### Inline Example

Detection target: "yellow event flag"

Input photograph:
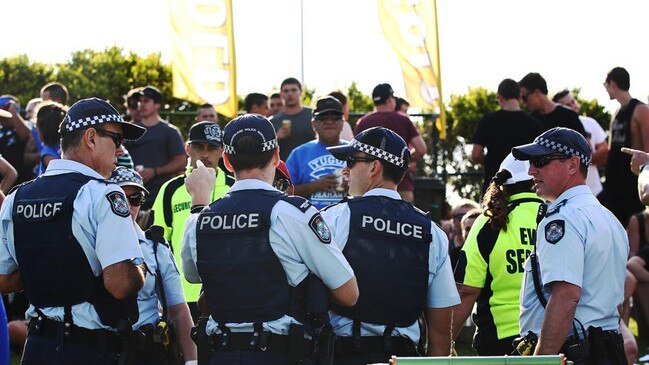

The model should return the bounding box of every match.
[377,0,446,138]
[168,0,237,118]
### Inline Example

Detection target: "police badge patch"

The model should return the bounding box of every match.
[308,214,331,244]
[545,219,565,244]
[106,191,131,218]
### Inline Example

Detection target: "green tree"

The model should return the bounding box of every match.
[572,88,611,130]
[0,55,54,105]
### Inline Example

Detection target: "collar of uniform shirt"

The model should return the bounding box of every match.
[363,187,401,199]
[547,185,591,209]
[229,179,276,192]
[42,159,105,180]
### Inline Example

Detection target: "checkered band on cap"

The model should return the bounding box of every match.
[64,113,124,132]
[109,167,144,186]
[535,136,591,166]
[350,139,406,168]
[223,138,277,155]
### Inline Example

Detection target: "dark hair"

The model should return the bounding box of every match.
[497,78,520,100]
[198,103,214,110]
[606,67,630,91]
[483,176,534,231]
[518,72,548,95]
[36,102,66,147]
[61,127,89,152]
[551,89,570,103]
[40,82,69,104]
[280,78,302,91]
[244,93,269,113]
[328,91,348,106]
[226,136,275,171]
[270,92,281,99]
[394,97,410,111]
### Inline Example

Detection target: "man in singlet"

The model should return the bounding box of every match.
[599,67,649,227]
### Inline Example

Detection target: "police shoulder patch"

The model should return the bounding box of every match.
[308,213,331,244]
[544,219,565,244]
[106,191,130,218]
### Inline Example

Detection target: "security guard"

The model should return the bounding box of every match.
[180,114,359,365]
[0,98,147,364]
[110,167,197,365]
[323,127,459,365]
[151,121,232,321]
[513,127,628,364]
[452,153,543,355]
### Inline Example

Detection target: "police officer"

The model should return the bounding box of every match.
[181,114,358,365]
[323,127,460,364]
[0,97,147,364]
[110,167,197,365]
[513,127,628,364]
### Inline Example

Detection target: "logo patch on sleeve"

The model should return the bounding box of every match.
[544,219,565,244]
[308,213,331,244]
[106,191,130,218]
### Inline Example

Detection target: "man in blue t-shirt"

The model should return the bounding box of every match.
[286,96,348,209]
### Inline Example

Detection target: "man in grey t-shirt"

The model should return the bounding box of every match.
[270,77,314,160]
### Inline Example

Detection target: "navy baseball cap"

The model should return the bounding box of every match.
[109,166,149,193]
[512,127,592,166]
[223,114,278,155]
[372,83,394,103]
[188,121,223,146]
[60,97,146,140]
[138,85,162,104]
[327,127,410,171]
[313,96,343,117]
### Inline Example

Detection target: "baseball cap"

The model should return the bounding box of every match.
[275,160,292,183]
[109,166,149,193]
[313,96,343,117]
[188,121,223,146]
[372,83,394,103]
[512,127,592,166]
[327,126,410,171]
[60,97,146,140]
[494,153,532,185]
[138,85,162,104]
[223,114,278,155]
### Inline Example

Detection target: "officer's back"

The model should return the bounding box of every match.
[181,114,358,365]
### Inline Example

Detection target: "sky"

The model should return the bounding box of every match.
[3,0,649,114]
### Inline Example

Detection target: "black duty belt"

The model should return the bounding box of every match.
[335,336,418,356]
[210,332,309,352]
[28,317,118,348]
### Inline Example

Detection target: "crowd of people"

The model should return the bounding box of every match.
[0,68,643,365]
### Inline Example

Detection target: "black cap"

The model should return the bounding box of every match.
[60,97,146,140]
[372,83,394,103]
[313,96,343,117]
[138,85,162,104]
[223,114,278,155]
[188,121,223,146]
[327,127,410,171]
[512,127,592,166]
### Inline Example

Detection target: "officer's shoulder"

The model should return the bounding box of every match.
[278,194,314,213]
[320,196,352,213]
[146,225,170,248]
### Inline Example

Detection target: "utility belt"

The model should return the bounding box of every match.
[28,316,119,349]
[334,336,418,356]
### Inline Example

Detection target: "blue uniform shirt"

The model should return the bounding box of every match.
[519,185,628,337]
[321,188,460,343]
[0,159,143,330]
[133,224,185,330]
[181,178,354,335]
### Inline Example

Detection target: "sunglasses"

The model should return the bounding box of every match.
[529,154,570,168]
[315,115,342,122]
[273,178,292,191]
[94,128,124,148]
[345,156,376,168]
[127,192,146,207]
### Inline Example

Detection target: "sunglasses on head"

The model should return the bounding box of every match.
[94,128,124,148]
[529,154,570,168]
[273,178,292,191]
[127,192,146,207]
[345,155,377,168]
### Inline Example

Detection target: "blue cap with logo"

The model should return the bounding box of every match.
[109,166,149,193]
[188,121,223,146]
[223,114,278,155]
[512,127,592,166]
[327,126,410,171]
[60,97,146,140]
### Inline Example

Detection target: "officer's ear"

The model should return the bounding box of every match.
[83,128,98,149]
[222,154,234,173]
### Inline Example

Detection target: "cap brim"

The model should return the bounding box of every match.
[326,144,357,160]
[122,123,146,140]
[511,142,555,160]
[313,109,343,117]
[188,139,223,147]
[118,182,149,194]
[0,109,11,119]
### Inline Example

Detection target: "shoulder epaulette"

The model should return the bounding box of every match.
[545,199,567,217]
[145,225,169,248]
[280,195,312,213]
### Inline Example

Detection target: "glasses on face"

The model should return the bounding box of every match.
[529,154,570,168]
[94,128,124,148]
[127,192,146,207]
[315,115,342,122]
[273,178,292,191]
[345,155,377,168]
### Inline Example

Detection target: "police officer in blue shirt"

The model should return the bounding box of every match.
[323,127,460,365]
[109,167,197,365]
[513,127,627,364]
[181,114,359,365]
[0,97,147,364]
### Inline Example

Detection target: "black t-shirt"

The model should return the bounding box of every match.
[532,105,587,136]
[472,110,545,191]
